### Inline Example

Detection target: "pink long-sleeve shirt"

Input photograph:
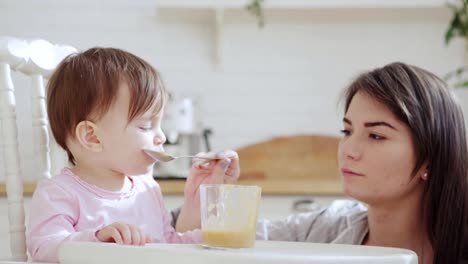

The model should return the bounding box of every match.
[27,168,201,263]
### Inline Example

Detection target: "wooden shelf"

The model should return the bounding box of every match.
[4,0,452,10]
[0,179,343,196]
[156,0,451,9]
[155,0,451,69]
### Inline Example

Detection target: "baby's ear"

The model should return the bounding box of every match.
[75,121,103,152]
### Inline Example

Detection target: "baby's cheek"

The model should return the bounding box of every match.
[139,134,156,146]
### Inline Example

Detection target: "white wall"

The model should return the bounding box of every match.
[0,0,466,182]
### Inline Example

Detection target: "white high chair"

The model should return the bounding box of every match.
[0,36,76,263]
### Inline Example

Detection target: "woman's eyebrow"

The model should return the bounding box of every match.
[343,117,397,131]
[364,121,397,131]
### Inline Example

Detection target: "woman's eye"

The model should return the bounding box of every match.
[369,133,385,140]
[340,129,351,136]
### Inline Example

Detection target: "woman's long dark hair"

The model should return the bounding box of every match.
[343,62,468,263]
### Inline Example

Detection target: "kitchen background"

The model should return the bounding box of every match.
[0,0,467,256]
[1,0,467,182]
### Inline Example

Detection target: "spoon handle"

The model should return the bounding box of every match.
[176,156,216,160]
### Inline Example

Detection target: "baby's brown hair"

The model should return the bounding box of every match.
[47,47,167,165]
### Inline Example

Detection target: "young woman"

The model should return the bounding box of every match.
[175,62,468,264]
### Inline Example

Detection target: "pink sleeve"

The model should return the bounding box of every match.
[162,204,202,243]
[27,179,99,263]
[150,180,202,244]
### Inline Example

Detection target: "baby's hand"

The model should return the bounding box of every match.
[175,150,240,232]
[96,222,151,246]
[185,150,240,198]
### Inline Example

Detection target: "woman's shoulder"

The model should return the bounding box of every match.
[285,199,366,226]
[298,199,367,232]
[257,199,368,243]
[324,199,368,222]
[297,199,367,243]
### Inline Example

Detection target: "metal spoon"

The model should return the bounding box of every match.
[143,149,217,162]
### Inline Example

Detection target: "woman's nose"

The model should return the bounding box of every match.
[340,137,362,161]
[346,149,361,161]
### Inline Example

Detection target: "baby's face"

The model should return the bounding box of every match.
[95,81,166,176]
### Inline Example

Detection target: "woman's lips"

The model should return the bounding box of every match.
[341,168,364,177]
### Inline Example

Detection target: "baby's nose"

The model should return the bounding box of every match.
[154,134,166,145]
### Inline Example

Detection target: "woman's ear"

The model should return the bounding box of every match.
[421,163,429,181]
[422,171,428,181]
[75,121,103,152]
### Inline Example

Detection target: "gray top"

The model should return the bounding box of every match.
[170,199,369,245]
[256,200,369,244]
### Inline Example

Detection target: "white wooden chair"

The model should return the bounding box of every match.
[0,36,76,262]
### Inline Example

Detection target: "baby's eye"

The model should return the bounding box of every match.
[139,127,152,131]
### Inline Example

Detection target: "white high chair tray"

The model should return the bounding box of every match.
[59,240,417,264]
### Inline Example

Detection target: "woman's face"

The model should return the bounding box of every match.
[338,91,426,205]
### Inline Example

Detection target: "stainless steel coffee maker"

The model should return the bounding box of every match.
[153,96,211,179]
